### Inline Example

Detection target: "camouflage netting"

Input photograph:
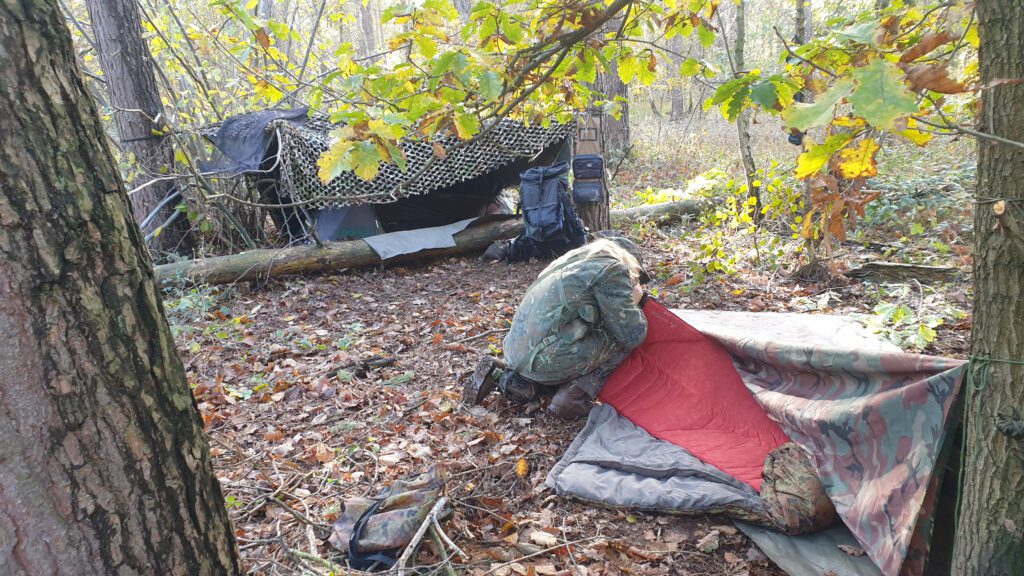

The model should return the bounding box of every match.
[274,115,574,209]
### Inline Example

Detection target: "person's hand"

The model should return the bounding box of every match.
[632,282,643,305]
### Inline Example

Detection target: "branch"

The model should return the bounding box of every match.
[919,95,1024,150]
[773,27,837,78]
[396,496,449,576]
[297,0,329,83]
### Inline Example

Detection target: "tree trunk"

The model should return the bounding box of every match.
[733,0,760,218]
[85,0,191,256]
[357,1,378,59]
[0,3,240,575]
[257,0,274,19]
[453,0,473,21]
[953,1,1024,573]
[597,63,630,157]
[155,201,706,285]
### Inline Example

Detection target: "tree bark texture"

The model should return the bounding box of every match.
[0,3,240,575]
[154,201,706,286]
[85,0,190,254]
[357,1,378,58]
[953,1,1024,574]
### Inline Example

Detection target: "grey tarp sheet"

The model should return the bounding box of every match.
[737,522,882,576]
[362,218,477,260]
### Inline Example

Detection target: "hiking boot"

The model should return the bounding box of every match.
[463,356,503,405]
[548,384,594,420]
[497,371,537,404]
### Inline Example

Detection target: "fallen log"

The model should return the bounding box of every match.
[844,261,960,283]
[154,201,705,285]
[610,199,708,227]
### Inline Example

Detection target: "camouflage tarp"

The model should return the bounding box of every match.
[548,305,964,576]
[664,309,965,576]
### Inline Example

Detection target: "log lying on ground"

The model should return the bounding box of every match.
[610,199,708,227]
[154,200,705,286]
[844,261,960,283]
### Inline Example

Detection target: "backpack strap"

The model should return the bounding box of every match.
[510,262,611,374]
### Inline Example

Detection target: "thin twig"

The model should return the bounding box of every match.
[454,328,509,344]
[773,27,837,78]
[478,536,602,575]
[431,517,469,561]
[396,496,449,575]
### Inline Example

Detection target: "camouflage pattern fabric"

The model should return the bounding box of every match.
[680,310,965,576]
[503,241,646,384]
[329,464,447,555]
[759,442,839,535]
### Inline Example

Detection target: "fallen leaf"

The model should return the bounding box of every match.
[696,530,720,553]
[516,458,530,478]
[529,530,560,548]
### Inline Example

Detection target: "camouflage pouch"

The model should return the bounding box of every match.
[759,442,839,535]
[329,464,448,570]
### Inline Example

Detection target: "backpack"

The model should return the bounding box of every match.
[510,162,586,261]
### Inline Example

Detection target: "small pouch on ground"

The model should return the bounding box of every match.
[329,464,448,570]
[572,178,604,203]
[759,442,838,535]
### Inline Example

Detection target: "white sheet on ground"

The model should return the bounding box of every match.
[363,217,477,260]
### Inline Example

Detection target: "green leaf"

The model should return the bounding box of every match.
[795,133,854,179]
[415,35,438,58]
[696,23,715,48]
[617,54,638,84]
[781,76,854,131]
[707,77,748,108]
[349,141,383,180]
[636,54,657,85]
[679,58,702,78]
[317,138,356,183]
[478,70,503,101]
[499,13,524,43]
[723,85,750,121]
[576,51,597,83]
[453,112,480,140]
[748,81,779,110]
[848,60,920,131]
[836,22,880,45]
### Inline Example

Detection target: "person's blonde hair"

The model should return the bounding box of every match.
[543,238,644,284]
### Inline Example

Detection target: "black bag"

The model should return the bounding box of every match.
[572,154,605,180]
[520,162,572,243]
[572,178,604,203]
[509,163,586,261]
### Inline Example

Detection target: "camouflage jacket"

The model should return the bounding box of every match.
[503,248,647,383]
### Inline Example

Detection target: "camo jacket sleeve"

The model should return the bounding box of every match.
[591,261,647,350]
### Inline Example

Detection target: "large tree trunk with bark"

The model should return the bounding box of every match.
[0,3,240,574]
[953,1,1024,573]
[85,0,190,255]
[597,65,630,158]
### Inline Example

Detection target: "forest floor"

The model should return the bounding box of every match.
[168,120,976,575]
[168,221,972,576]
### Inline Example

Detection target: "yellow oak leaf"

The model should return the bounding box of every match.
[836,138,880,179]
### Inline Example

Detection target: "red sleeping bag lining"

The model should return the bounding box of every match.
[597,300,790,491]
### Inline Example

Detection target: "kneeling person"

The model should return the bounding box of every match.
[501,237,648,419]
